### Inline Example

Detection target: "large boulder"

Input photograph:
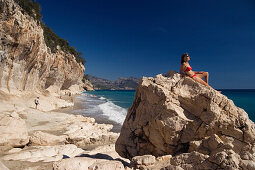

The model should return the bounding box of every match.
[0,111,29,150]
[115,71,255,169]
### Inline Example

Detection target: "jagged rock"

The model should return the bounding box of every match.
[131,155,156,167]
[0,50,7,62]
[64,120,119,146]
[240,160,255,170]
[83,79,94,91]
[2,144,84,162]
[29,131,67,146]
[0,0,85,94]
[0,111,29,149]
[116,71,255,169]
[131,154,184,170]
[170,152,216,170]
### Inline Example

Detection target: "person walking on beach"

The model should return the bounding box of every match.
[34,97,39,109]
[179,53,211,88]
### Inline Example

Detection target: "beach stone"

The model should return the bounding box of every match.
[131,155,156,166]
[29,131,67,146]
[116,71,255,169]
[2,144,84,162]
[156,155,172,162]
[0,111,29,149]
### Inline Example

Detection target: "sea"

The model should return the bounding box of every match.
[70,89,255,132]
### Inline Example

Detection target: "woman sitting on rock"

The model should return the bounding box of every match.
[180,53,211,88]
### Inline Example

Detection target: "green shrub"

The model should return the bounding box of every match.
[14,0,86,64]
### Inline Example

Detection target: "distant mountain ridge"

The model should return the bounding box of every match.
[85,75,140,90]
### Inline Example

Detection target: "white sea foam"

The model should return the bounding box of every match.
[99,97,106,100]
[98,101,127,124]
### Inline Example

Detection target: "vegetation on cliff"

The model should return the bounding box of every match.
[14,0,86,65]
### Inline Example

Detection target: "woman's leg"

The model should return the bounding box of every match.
[196,72,209,84]
[192,76,211,88]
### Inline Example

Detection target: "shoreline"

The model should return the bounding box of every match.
[0,90,130,169]
[54,93,123,133]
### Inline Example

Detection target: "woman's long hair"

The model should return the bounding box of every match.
[181,53,189,64]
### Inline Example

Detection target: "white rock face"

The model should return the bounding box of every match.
[53,144,128,170]
[116,71,255,169]
[0,0,85,94]
[2,144,84,162]
[0,111,29,149]
[29,131,67,146]
[64,118,119,146]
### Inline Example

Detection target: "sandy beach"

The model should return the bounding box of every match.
[0,90,130,170]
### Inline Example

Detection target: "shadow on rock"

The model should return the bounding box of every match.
[79,153,114,160]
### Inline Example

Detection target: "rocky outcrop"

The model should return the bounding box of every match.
[0,111,29,150]
[116,71,255,169]
[83,79,94,91]
[0,0,85,94]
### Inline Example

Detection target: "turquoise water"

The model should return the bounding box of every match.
[84,89,255,123]
[221,89,255,121]
[85,90,135,109]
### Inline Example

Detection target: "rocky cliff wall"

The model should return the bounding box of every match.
[0,0,85,94]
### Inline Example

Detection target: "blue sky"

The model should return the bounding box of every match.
[37,0,255,89]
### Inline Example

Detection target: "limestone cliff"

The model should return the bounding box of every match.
[0,0,85,94]
[116,71,255,169]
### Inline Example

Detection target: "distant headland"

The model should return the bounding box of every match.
[85,74,140,90]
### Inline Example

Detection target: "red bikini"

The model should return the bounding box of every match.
[184,66,192,72]
[184,66,197,78]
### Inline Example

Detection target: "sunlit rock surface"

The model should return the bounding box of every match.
[116,71,255,169]
[0,0,85,94]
